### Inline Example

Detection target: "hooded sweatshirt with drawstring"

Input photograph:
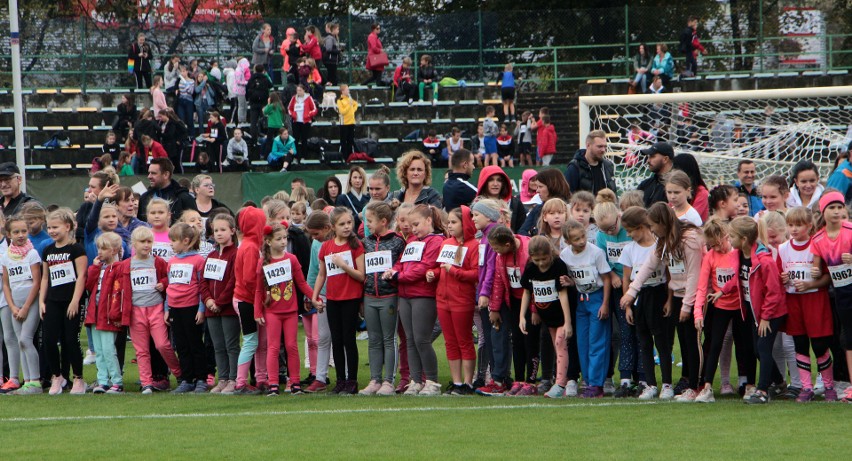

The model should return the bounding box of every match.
[234,206,266,303]
[476,165,527,233]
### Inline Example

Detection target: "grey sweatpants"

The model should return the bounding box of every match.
[365,295,398,383]
[0,306,21,381]
[316,309,332,382]
[12,302,40,381]
[399,297,438,383]
[206,315,241,381]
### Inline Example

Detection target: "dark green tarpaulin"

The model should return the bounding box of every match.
[23,167,546,211]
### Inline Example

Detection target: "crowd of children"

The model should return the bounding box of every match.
[0,154,850,405]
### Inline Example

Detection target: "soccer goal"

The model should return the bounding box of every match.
[578,86,852,191]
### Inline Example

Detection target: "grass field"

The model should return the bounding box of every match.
[1,332,849,460]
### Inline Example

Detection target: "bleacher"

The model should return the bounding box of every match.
[0,83,521,176]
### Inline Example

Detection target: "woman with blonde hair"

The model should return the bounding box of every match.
[392,150,442,208]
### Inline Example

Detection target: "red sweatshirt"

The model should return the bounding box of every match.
[288,95,318,124]
[694,248,739,321]
[144,141,168,164]
[166,253,209,309]
[84,262,122,333]
[202,244,238,317]
[254,253,314,318]
[536,124,557,157]
[393,233,443,299]
[300,36,322,61]
[489,235,531,311]
[434,206,480,312]
[234,206,266,303]
[721,243,787,323]
[109,256,169,326]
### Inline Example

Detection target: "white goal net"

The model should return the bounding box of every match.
[579,87,852,192]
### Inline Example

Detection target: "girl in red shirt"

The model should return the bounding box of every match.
[312,208,365,395]
[427,206,479,395]
[202,214,239,394]
[255,221,315,396]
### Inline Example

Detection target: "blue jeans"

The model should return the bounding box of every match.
[177,98,195,136]
[576,289,612,387]
[489,303,512,383]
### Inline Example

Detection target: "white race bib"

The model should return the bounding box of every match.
[478,244,486,267]
[365,250,392,275]
[168,263,193,285]
[436,245,468,266]
[7,263,32,283]
[507,267,522,289]
[828,264,852,288]
[715,267,735,287]
[400,241,426,263]
[785,262,815,293]
[668,257,686,275]
[606,241,628,265]
[263,259,292,285]
[532,280,558,303]
[49,261,76,286]
[645,269,665,286]
[131,268,157,291]
[152,242,174,261]
[204,259,227,281]
[569,265,596,288]
[325,251,353,277]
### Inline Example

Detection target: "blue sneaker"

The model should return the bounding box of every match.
[194,380,209,393]
[172,381,195,394]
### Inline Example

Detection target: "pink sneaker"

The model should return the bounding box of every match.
[376,382,395,396]
[506,381,524,396]
[515,383,538,396]
[720,383,735,396]
[70,378,87,395]
[359,380,382,395]
[49,376,63,395]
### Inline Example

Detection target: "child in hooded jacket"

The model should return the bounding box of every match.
[84,232,124,393]
[233,206,268,393]
[428,206,480,395]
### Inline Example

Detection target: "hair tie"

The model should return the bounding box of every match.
[263,225,273,236]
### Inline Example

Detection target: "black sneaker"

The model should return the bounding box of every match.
[329,380,347,395]
[300,374,316,387]
[267,385,280,396]
[290,383,304,395]
[92,384,109,394]
[472,377,486,389]
[745,390,769,404]
[673,377,690,396]
[613,383,632,398]
[448,384,464,396]
[342,380,358,395]
[782,386,802,400]
[767,383,785,400]
[632,382,647,398]
[444,382,456,395]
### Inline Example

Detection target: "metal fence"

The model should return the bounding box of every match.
[1,6,850,90]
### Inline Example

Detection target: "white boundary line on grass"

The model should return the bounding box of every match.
[0,401,659,423]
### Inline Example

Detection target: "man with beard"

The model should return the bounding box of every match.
[637,142,674,207]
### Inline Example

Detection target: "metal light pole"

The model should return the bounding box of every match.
[9,0,26,191]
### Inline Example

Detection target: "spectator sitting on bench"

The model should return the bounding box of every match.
[418,54,439,105]
[422,129,442,167]
[269,127,296,173]
[393,57,416,104]
[225,128,249,171]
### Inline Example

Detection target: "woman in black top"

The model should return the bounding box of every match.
[202,111,228,171]
[318,176,343,206]
[112,94,138,140]
[158,108,187,167]
[128,32,153,89]
[336,166,370,231]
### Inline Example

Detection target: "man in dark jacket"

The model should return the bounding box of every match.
[442,149,478,212]
[0,162,37,217]
[637,142,674,207]
[679,16,703,77]
[246,65,273,145]
[138,158,197,223]
[564,130,617,196]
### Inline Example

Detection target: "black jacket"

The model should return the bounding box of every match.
[362,231,407,298]
[1,192,36,218]
[679,27,695,55]
[246,72,273,106]
[128,42,153,73]
[392,187,443,209]
[637,173,668,208]
[442,172,478,212]
[564,149,617,196]
[336,192,370,230]
[138,179,197,224]
[419,65,439,82]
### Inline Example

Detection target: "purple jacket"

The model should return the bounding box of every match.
[477,222,499,298]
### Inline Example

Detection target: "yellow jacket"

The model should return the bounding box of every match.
[337,95,359,125]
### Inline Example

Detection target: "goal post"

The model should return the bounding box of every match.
[578,86,852,190]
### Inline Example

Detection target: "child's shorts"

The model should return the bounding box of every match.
[501,87,516,101]
[484,136,497,154]
[784,290,833,338]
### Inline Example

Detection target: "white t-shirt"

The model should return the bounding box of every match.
[618,240,666,286]
[677,206,703,227]
[586,224,599,246]
[0,249,42,306]
[778,239,817,294]
[559,244,611,293]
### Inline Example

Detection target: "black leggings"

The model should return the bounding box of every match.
[634,284,671,387]
[326,298,361,382]
[43,299,83,378]
[362,70,383,86]
[169,307,206,382]
[237,301,258,335]
[292,122,312,160]
[672,297,702,388]
[508,297,540,383]
[566,287,581,381]
[339,124,355,157]
[702,305,756,386]
[752,316,785,392]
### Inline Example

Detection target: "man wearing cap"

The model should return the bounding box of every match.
[637,142,674,207]
[0,162,37,217]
